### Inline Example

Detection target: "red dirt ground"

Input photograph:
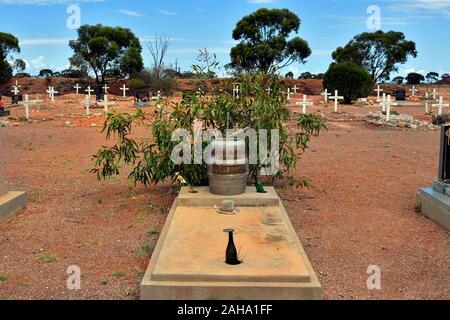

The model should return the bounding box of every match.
[0,93,449,300]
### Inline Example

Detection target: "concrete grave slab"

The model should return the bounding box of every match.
[417,188,450,231]
[141,187,322,300]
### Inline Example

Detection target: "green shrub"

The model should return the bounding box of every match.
[323,62,373,104]
[92,74,326,187]
[127,78,146,90]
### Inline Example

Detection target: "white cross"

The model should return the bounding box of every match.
[292,85,299,94]
[85,86,94,99]
[84,95,91,116]
[379,93,387,112]
[287,88,292,101]
[18,94,30,121]
[321,89,331,103]
[11,86,20,96]
[409,86,418,97]
[431,88,437,101]
[98,94,115,115]
[33,95,41,112]
[266,87,272,95]
[121,84,129,97]
[375,85,383,102]
[14,80,21,88]
[46,86,58,102]
[296,94,314,114]
[103,84,110,94]
[74,84,81,95]
[233,85,240,99]
[433,96,449,116]
[329,90,344,113]
[385,95,398,122]
[425,92,430,114]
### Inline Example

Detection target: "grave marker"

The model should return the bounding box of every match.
[14,80,21,88]
[417,124,450,230]
[321,89,331,103]
[296,94,313,114]
[330,90,344,113]
[385,95,398,122]
[18,94,30,121]
[292,85,299,94]
[375,85,383,102]
[98,94,115,116]
[121,84,129,97]
[74,84,81,95]
[11,85,20,96]
[46,86,58,102]
[33,95,41,113]
[232,85,240,99]
[85,86,94,100]
[379,93,387,112]
[433,96,449,116]
[103,84,110,94]
[266,87,272,95]
[409,86,418,97]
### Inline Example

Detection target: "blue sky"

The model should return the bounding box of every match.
[0,0,449,78]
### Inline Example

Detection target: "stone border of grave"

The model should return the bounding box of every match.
[366,112,436,130]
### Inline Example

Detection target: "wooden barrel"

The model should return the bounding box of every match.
[207,138,248,195]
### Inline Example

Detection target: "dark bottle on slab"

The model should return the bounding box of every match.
[224,228,240,265]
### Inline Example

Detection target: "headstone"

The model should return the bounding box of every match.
[417,124,450,230]
[329,90,344,113]
[296,94,313,114]
[121,84,129,97]
[375,85,383,102]
[432,97,449,116]
[395,89,406,101]
[85,86,94,100]
[321,89,331,103]
[74,84,81,95]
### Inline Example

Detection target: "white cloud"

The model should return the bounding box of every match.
[157,10,179,16]
[20,38,71,46]
[30,56,46,68]
[386,0,450,18]
[118,9,146,17]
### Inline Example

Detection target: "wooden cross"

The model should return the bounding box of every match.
[287,88,292,101]
[46,86,58,102]
[85,86,94,100]
[409,86,418,97]
[121,84,129,97]
[33,95,41,112]
[375,85,383,102]
[425,92,430,114]
[18,94,30,121]
[385,95,398,122]
[321,89,331,102]
[84,95,91,116]
[98,94,115,115]
[233,85,240,99]
[433,96,449,116]
[14,80,21,88]
[296,94,313,114]
[329,90,344,113]
[11,86,20,96]
[266,87,272,95]
[379,93,387,112]
[292,85,299,94]
[74,84,81,95]
[103,84,110,94]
